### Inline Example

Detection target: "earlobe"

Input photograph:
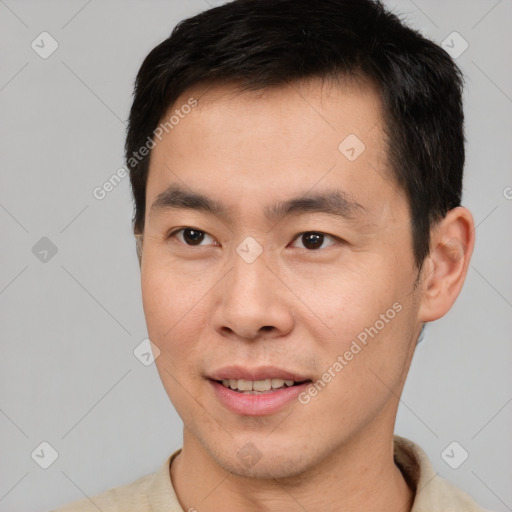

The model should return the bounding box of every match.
[418,207,475,323]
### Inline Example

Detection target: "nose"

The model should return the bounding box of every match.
[212,248,294,341]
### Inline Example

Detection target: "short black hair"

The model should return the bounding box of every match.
[125,0,465,270]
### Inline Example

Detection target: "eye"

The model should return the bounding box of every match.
[169,228,218,247]
[290,231,339,250]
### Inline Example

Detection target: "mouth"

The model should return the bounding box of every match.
[212,378,311,394]
[206,366,313,416]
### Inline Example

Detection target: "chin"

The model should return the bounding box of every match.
[222,451,312,480]
[202,433,320,481]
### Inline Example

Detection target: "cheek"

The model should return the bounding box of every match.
[141,254,218,384]
[297,257,414,376]
[141,254,211,336]
[300,300,415,430]
[290,258,398,332]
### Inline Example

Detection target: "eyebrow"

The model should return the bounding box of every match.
[149,183,368,224]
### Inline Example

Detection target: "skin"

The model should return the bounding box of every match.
[138,77,475,512]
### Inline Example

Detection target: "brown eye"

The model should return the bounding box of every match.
[291,231,338,250]
[169,228,217,247]
[302,232,324,250]
[182,228,205,246]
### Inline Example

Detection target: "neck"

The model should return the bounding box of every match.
[170,426,415,512]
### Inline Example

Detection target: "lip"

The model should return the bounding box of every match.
[209,379,311,416]
[207,365,311,382]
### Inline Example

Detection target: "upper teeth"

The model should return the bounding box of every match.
[221,378,295,391]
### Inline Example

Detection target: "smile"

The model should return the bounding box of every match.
[209,378,312,415]
[219,378,305,393]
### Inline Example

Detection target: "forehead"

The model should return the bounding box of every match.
[145,77,402,223]
[175,77,385,148]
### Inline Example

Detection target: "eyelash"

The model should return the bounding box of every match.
[166,227,343,251]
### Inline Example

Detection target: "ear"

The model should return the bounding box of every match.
[134,233,144,267]
[417,206,475,323]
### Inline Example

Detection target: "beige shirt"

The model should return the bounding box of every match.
[53,435,491,511]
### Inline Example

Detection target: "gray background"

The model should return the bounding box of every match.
[0,0,511,510]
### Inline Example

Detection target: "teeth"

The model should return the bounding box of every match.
[220,378,298,391]
[237,379,253,391]
[271,378,285,388]
[253,379,272,391]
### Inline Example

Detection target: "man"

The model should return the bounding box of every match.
[54,0,490,510]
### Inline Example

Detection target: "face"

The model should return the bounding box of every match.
[140,78,423,478]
